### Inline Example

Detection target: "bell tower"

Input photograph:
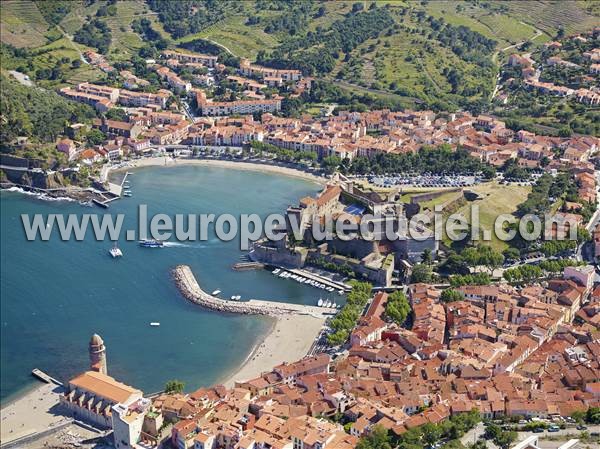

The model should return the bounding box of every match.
[89,333,107,375]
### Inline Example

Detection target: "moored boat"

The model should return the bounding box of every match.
[212,289,221,296]
[109,242,123,258]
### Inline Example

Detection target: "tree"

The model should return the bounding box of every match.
[495,430,518,449]
[105,108,127,121]
[356,425,391,449]
[586,406,600,424]
[421,248,432,265]
[422,422,443,447]
[411,264,432,283]
[87,129,106,145]
[165,379,185,394]
[440,288,463,303]
[322,155,342,174]
[502,247,520,261]
[385,291,410,325]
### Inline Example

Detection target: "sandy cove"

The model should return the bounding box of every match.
[0,382,68,445]
[222,313,325,388]
[115,157,327,185]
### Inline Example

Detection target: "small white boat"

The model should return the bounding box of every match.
[317,298,324,307]
[338,290,345,295]
[123,192,132,197]
[230,295,236,300]
[235,295,241,300]
[325,300,331,308]
[272,268,281,275]
[150,322,160,327]
[212,290,221,296]
[326,287,335,292]
[109,242,123,258]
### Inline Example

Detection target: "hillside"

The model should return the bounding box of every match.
[1,0,598,112]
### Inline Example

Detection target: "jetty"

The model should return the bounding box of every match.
[172,265,338,317]
[232,261,264,271]
[31,368,62,386]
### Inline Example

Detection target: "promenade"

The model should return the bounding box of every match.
[172,265,337,317]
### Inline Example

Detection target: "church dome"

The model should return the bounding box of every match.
[90,333,104,346]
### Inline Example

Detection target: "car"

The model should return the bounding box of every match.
[576,425,587,430]
[548,426,560,433]
[533,428,544,433]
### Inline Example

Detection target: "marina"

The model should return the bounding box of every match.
[270,266,350,294]
[173,265,339,317]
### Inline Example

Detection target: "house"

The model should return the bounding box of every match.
[57,138,76,160]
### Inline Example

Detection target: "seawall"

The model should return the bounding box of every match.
[172,265,337,317]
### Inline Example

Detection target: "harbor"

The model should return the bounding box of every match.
[172,265,339,317]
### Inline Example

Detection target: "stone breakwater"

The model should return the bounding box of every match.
[172,265,337,317]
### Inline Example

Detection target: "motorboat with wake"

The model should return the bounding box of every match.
[139,239,164,248]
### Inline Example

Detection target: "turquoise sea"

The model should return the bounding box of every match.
[0,165,321,402]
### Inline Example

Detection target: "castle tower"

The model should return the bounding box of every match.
[89,333,107,375]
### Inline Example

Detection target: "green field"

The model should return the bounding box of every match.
[450,182,531,251]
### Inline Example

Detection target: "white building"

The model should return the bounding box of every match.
[112,398,152,449]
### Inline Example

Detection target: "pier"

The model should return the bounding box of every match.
[172,265,338,317]
[232,262,265,271]
[31,368,62,386]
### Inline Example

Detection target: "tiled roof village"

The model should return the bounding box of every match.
[58,49,598,173]
[62,267,599,449]
[47,35,600,449]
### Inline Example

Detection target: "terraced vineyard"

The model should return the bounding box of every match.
[425,1,545,48]
[177,14,280,59]
[494,0,600,37]
[0,0,52,48]
[58,0,168,61]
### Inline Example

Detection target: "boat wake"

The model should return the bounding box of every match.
[3,186,76,202]
[162,242,211,248]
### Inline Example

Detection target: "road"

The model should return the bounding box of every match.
[55,25,88,65]
[461,423,600,447]
[8,71,33,87]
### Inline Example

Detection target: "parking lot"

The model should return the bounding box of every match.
[352,173,481,188]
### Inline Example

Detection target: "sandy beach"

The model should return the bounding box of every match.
[0,382,67,445]
[117,157,326,185]
[222,313,326,387]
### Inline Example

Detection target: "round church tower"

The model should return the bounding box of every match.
[89,333,107,375]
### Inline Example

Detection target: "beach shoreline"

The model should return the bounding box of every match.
[113,157,327,186]
[220,313,325,387]
[0,381,67,445]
